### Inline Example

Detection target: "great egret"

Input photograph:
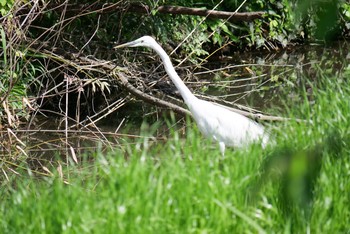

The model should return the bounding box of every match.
[115,36,268,155]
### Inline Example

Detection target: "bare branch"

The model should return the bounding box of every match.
[128,4,265,22]
[39,2,265,22]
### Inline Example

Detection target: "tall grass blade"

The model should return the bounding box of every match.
[214,199,266,234]
[0,25,6,66]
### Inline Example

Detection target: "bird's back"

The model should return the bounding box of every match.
[188,98,267,148]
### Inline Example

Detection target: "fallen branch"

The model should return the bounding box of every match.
[41,2,265,22]
[77,56,191,117]
[112,68,293,122]
[78,55,275,120]
[215,103,306,123]
[128,4,265,22]
[116,72,192,117]
[32,41,295,122]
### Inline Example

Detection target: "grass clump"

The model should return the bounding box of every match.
[0,137,266,233]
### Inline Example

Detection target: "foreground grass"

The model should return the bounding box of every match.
[1,80,350,233]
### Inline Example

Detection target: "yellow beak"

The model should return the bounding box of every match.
[114,41,137,49]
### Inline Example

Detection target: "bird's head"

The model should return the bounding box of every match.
[114,36,157,49]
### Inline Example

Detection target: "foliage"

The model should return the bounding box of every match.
[292,0,349,41]
[218,0,350,48]
[116,0,350,55]
[0,0,13,16]
[0,15,34,125]
[0,1,120,125]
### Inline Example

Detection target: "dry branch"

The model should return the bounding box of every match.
[116,72,192,117]
[28,36,291,123]
[35,43,291,122]
[77,56,191,117]
[128,4,265,22]
[81,56,291,122]
[43,2,264,22]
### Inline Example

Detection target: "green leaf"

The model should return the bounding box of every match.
[151,9,158,16]
[220,24,233,37]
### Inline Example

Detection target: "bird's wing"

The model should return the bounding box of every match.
[190,99,265,147]
[215,109,264,147]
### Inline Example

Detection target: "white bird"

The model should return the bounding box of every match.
[115,36,268,155]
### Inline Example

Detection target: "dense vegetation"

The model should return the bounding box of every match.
[0,0,349,125]
[1,1,350,233]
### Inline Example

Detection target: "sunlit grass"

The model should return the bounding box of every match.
[0,79,349,233]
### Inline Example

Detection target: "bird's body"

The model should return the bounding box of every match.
[115,36,268,155]
[188,98,268,151]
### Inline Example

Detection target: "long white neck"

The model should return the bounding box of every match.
[150,43,197,106]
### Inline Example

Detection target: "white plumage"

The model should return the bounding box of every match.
[115,36,268,155]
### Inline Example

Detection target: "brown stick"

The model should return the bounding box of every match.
[43,2,265,22]
[76,56,192,117]
[115,72,192,117]
[32,42,293,122]
[129,4,265,22]
[114,70,298,122]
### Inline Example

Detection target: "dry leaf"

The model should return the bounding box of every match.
[42,166,53,176]
[70,146,78,164]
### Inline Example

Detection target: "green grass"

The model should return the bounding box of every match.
[1,79,350,233]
